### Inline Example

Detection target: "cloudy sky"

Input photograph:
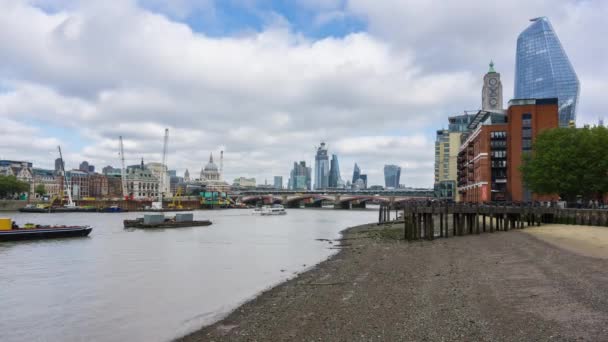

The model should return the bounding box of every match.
[1,0,606,187]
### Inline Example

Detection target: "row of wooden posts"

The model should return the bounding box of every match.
[378,203,607,241]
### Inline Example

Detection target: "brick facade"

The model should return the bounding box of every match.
[458,98,559,203]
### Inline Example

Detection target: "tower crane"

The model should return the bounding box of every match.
[160,128,169,204]
[57,146,75,208]
[119,136,128,199]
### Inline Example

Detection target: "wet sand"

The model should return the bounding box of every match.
[178,223,608,341]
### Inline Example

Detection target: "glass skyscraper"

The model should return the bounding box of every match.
[383,164,401,189]
[328,154,342,188]
[314,142,329,190]
[515,17,580,127]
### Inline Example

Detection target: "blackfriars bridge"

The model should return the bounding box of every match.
[234,189,434,209]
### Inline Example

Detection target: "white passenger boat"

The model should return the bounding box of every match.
[253,205,287,216]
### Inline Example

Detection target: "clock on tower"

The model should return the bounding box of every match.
[482,61,503,111]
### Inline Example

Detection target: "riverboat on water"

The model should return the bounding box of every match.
[0,218,92,242]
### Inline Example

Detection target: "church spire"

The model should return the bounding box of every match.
[488,60,496,73]
[209,153,214,163]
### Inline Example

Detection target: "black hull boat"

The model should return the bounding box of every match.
[123,218,212,229]
[18,207,48,213]
[0,226,92,242]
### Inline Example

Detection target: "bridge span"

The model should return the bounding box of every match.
[234,190,434,209]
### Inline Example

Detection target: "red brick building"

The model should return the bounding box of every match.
[458,98,559,203]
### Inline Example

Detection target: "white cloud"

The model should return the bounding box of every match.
[0,0,604,187]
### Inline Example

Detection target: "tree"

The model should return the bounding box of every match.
[0,175,31,198]
[35,184,47,197]
[521,126,608,202]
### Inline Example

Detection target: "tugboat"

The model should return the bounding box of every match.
[124,213,211,229]
[0,218,92,242]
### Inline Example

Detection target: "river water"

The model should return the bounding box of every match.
[0,208,376,342]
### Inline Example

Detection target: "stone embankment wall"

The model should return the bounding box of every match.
[0,200,28,211]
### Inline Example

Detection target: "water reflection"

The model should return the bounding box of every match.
[0,209,375,342]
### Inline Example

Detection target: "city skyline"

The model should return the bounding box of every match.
[1,1,604,187]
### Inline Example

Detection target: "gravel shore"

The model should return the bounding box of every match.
[178,223,608,341]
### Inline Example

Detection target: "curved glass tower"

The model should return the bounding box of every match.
[515,17,580,127]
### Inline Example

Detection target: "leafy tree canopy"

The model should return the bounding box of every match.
[521,126,608,201]
[0,175,31,198]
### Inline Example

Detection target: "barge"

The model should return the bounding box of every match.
[0,218,92,242]
[124,213,211,229]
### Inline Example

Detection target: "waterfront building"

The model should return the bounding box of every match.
[233,177,256,188]
[89,173,109,198]
[0,160,33,185]
[383,164,401,189]
[106,175,123,198]
[126,159,159,199]
[515,17,580,127]
[314,142,329,190]
[288,161,312,190]
[146,162,171,197]
[273,176,283,189]
[184,169,190,182]
[31,168,60,198]
[457,98,559,203]
[434,129,462,201]
[66,170,90,200]
[328,154,342,188]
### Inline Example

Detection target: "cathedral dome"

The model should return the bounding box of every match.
[204,153,218,171]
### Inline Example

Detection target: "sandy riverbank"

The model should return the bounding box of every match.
[178,223,608,341]
[524,224,608,259]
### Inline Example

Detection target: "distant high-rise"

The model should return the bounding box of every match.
[352,163,361,184]
[79,161,90,173]
[314,142,329,190]
[54,158,65,175]
[289,161,312,190]
[384,165,401,188]
[274,176,283,189]
[328,154,342,188]
[515,17,580,127]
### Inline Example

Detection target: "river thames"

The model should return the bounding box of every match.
[0,208,376,342]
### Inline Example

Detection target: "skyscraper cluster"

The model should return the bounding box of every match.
[288,161,312,190]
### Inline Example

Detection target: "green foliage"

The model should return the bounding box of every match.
[35,184,47,196]
[0,175,31,198]
[521,126,608,201]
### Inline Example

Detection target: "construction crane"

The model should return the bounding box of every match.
[168,186,183,209]
[119,136,128,199]
[152,128,169,210]
[57,146,75,208]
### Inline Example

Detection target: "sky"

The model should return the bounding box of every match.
[1,0,606,187]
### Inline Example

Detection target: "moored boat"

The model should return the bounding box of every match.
[0,218,92,242]
[19,204,49,213]
[124,213,212,229]
[99,205,128,213]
